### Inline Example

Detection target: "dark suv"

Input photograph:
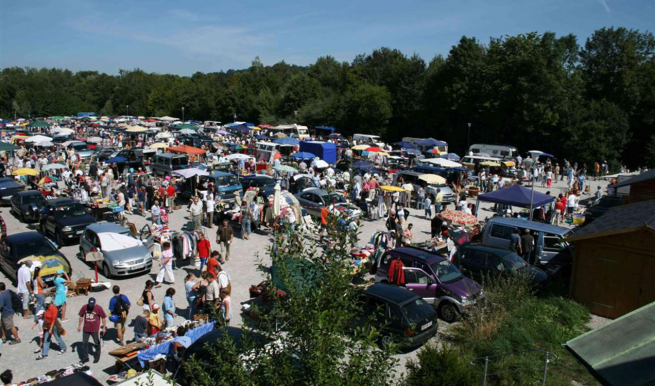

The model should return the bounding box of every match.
[360,283,438,349]
[10,190,47,222]
[374,247,483,322]
[40,198,95,246]
[454,244,549,289]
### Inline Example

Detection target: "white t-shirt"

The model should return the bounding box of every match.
[567,194,577,208]
[17,265,31,293]
[218,271,230,289]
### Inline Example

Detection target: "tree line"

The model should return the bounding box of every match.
[1,27,653,168]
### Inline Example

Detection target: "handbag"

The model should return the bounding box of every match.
[137,296,144,306]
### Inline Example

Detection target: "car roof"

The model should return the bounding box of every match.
[365,283,420,305]
[45,198,76,206]
[16,190,43,196]
[86,223,130,234]
[155,153,186,159]
[301,188,328,195]
[243,175,273,180]
[389,247,446,263]
[6,232,47,244]
[487,217,570,236]
[210,171,235,177]
[462,244,514,256]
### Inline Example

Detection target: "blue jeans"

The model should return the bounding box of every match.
[425,208,432,218]
[241,219,251,237]
[187,296,196,320]
[135,332,147,341]
[153,214,161,225]
[42,328,66,356]
[199,258,207,273]
[435,203,442,213]
[34,294,45,322]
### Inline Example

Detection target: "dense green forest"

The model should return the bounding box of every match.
[1,27,653,168]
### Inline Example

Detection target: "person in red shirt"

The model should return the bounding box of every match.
[196,233,212,273]
[37,298,67,359]
[206,251,221,279]
[77,298,107,364]
[166,184,176,213]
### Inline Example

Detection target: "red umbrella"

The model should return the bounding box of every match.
[365,146,383,152]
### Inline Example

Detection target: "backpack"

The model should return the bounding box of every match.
[112,295,129,319]
[9,290,22,313]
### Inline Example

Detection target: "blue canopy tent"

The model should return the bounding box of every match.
[441,153,460,161]
[326,133,342,139]
[414,138,447,147]
[404,148,422,155]
[291,152,316,161]
[229,124,250,134]
[274,137,300,145]
[245,122,256,127]
[393,141,418,149]
[255,134,268,140]
[475,185,555,219]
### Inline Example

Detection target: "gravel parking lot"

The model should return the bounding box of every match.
[0,178,602,383]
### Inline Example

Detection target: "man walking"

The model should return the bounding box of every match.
[151,199,161,225]
[37,298,67,360]
[166,183,176,213]
[108,286,131,346]
[17,260,33,318]
[189,196,203,230]
[509,228,522,255]
[434,188,443,214]
[77,297,107,364]
[0,283,21,345]
[196,233,212,273]
[216,218,234,262]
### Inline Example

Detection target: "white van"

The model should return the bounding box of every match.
[469,144,518,159]
[461,155,503,169]
[353,134,381,144]
[270,124,310,140]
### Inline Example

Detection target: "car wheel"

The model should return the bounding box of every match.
[381,335,393,347]
[438,302,460,323]
[102,263,113,279]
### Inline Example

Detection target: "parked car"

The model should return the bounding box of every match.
[10,190,46,222]
[0,232,71,285]
[584,195,623,225]
[392,170,456,203]
[151,153,190,177]
[453,244,549,289]
[374,246,483,322]
[241,175,277,197]
[93,146,119,162]
[0,178,25,205]
[40,198,95,245]
[198,171,243,206]
[69,140,94,159]
[359,283,438,349]
[79,223,152,279]
[295,188,349,218]
[480,217,572,272]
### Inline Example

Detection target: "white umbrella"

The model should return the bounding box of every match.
[155,132,172,139]
[159,116,178,122]
[87,136,102,143]
[422,158,463,168]
[314,160,329,169]
[126,126,148,132]
[25,135,53,144]
[178,128,195,135]
[173,168,209,178]
[43,163,66,171]
[225,153,252,161]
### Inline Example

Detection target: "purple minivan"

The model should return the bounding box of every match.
[375,246,484,323]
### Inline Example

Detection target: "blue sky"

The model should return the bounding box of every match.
[1,0,653,75]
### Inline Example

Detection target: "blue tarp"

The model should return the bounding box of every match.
[291,152,316,160]
[477,185,554,208]
[274,137,300,145]
[229,124,250,133]
[441,153,460,161]
[255,134,268,139]
[414,138,447,147]
[299,141,337,164]
[76,112,95,117]
[393,141,418,149]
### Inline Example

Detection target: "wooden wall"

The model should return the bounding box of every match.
[629,180,655,204]
[570,230,655,319]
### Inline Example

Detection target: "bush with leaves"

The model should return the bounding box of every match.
[404,344,478,386]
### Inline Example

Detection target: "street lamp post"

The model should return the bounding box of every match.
[126,105,129,117]
[182,107,185,123]
[467,122,472,150]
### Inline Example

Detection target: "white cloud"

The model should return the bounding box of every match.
[597,0,611,14]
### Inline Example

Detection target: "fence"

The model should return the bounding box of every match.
[470,349,556,386]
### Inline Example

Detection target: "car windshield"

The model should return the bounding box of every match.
[15,239,57,260]
[72,143,89,151]
[216,175,238,186]
[257,178,276,187]
[502,252,527,270]
[430,259,462,283]
[53,204,88,218]
[322,193,346,204]
[401,298,434,325]
[119,230,137,239]
[0,181,22,190]
[21,195,44,204]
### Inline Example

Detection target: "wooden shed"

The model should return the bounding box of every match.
[567,200,655,319]
[613,169,655,204]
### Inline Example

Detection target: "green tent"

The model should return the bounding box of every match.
[27,121,49,128]
[172,124,198,130]
[51,116,64,121]
[0,142,20,151]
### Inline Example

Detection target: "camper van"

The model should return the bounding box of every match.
[353,134,382,145]
[151,153,189,176]
[269,124,310,140]
[256,141,279,163]
[468,144,518,159]
[460,155,503,170]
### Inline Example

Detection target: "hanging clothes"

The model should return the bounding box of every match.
[388,258,405,286]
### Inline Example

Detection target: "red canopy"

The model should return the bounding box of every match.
[365,146,383,152]
[167,145,206,155]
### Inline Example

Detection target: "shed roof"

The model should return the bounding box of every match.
[567,200,655,242]
[565,301,655,386]
[614,169,655,188]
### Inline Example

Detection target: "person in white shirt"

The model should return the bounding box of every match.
[17,260,33,318]
[151,200,161,225]
[205,193,215,229]
[567,192,577,217]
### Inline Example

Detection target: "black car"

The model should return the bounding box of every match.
[241,175,277,197]
[454,244,549,289]
[0,178,25,205]
[39,198,95,246]
[94,146,118,162]
[0,232,71,285]
[359,283,439,349]
[584,195,623,225]
[10,190,46,222]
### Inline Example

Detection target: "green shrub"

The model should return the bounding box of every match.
[404,344,479,386]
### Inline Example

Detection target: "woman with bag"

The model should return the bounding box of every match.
[138,280,155,308]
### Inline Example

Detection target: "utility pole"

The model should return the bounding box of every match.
[467,122,472,150]
[182,106,185,122]
[126,105,129,117]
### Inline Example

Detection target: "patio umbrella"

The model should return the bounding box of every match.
[365,146,383,152]
[419,174,447,185]
[38,176,54,185]
[173,168,209,178]
[0,142,20,151]
[216,130,229,135]
[125,126,148,132]
[168,145,206,155]
[439,210,478,226]
[225,153,252,161]
[105,156,127,164]
[13,168,38,176]
[273,183,281,217]
[51,127,74,134]
[352,145,369,151]
[291,152,316,161]
[27,121,49,128]
[149,142,169,149]
[159,116,178,122]
[87,137,103,143]
[42,163,66,171]
[422,158,463,168]
[178,128,196,135]
[326,133,342,139]
[380,185,406,192]
[25,135,53,144]
[274,165,298,173]
[314,160,329,169]
[155,132,172,139]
